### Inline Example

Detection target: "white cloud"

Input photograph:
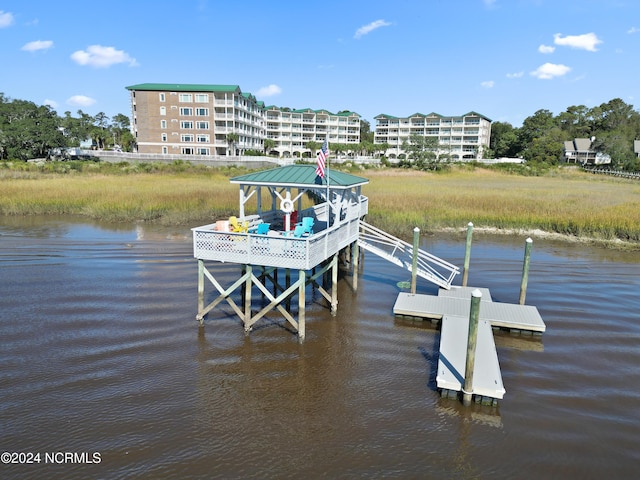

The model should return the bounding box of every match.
[553,32,602,52]
[0,10,14,27]
[44,99,58,108]
[628,27,639,34]
[354,19,391,39]
[70,45,138,68]
[481,80,495,88]
[21,40,53,52]
[256,84,282,97]
[483,0,497,8]
[530,63,571,79]
[538,44,555,54]
[67,95,96,107]
[506,71,524,79]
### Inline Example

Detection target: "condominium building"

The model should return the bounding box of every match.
[125,83,265,155]
[374,112,492,160]
[126,83,489,160]
[264,107,361,158]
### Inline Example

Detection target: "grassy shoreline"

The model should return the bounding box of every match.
[1,161,639,249]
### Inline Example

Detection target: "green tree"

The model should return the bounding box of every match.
[306,141,320,159]
[522,127,565,164]
[557,105,591,138]
[359,119,374,144]
[402,134,442,170]
[489,121,520,158]
[0,95,65,160]
[518,109,558,149]
[263,138,276,155]
[111,113,131,149]
[226,133,239,156]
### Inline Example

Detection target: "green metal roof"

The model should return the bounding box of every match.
[376,111,492,122]
[230,164,369,189]
[264,106,361,117]
[125,83,241,92]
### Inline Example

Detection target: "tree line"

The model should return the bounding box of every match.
[0,92,134,160]
[489,98,640,171]
[3,92,639,171]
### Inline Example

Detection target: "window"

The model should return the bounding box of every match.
[160,106,166,116]
[197,134,210,143]
[182,147,195,155]
[180,107,193,116]
[195,94,209,103]
[179,93,193,102]
[160,120,167,129]
[161,133,167,142]
[162,146,168,154]
[197,147,210,155]
[195,108,209,116]
[180,121,193,129]
[181,134,194,142]
[196,121,209,129]
[159,93,165,102]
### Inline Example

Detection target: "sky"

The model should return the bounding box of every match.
[1,0,639,127]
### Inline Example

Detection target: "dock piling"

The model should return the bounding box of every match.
[519,238,533,305]
[462,222,473,287]
[463,289,482,406]
[411,227,420,294]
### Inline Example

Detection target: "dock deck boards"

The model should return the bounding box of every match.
[436,314,506,399]
[393,289,545,333]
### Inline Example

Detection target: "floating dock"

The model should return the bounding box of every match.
[437,314,505,402]
[394,286,546,333]
[393,286,546,404]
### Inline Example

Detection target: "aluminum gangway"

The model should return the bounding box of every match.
[358,220,460,290]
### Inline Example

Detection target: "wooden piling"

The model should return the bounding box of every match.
[463,289,482,406]
[331,253,338,315]
[411,227,420,295]
[298,269,306,341]
[197,259,205,325]
[462,222,473,287]
[352,240,359,292]
[244,265,252,331]
[519,237,533,305]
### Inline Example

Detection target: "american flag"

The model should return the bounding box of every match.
[316,139,328,178]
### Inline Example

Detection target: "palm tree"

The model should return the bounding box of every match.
[226,133,239,156]
[264,138,276,156]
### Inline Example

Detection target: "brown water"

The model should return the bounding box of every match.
[1,217,638,479]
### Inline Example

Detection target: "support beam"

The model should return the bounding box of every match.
[244,265,252,332]
[331,253,338,315]
[298,269,306,341]
[197,259,205,325]
[352,241,359,292]
[196,257,341,340]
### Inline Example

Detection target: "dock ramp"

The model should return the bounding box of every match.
[358,220,459,290]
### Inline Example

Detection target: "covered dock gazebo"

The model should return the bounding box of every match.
[192,164,369,340]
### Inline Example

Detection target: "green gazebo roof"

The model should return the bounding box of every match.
[230,164,369,189]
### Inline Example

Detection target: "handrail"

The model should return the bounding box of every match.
[358,220,459,289]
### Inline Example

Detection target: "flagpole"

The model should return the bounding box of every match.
[326,137,330,228]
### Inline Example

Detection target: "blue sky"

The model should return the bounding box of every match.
[1,0,638,126]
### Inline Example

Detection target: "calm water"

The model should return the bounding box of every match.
[1,217,638,479]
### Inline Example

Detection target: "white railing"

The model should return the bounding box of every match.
[358,220,459,289]
[192,217,360,270]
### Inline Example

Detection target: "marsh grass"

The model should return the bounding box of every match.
[1,161,639,245]
[363,168,640,243]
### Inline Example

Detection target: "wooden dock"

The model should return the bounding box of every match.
[393,286,545,403]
